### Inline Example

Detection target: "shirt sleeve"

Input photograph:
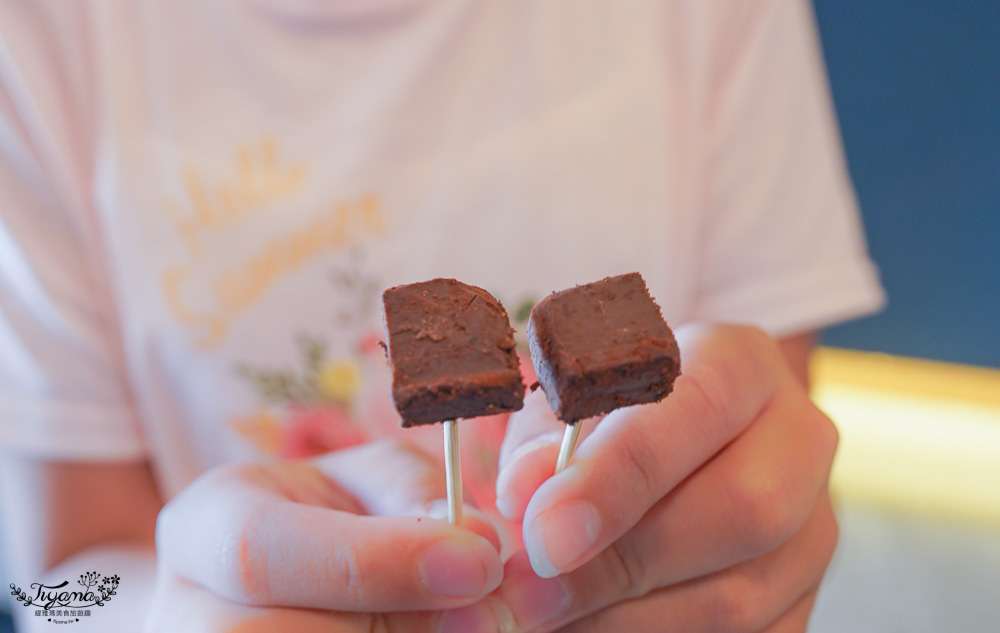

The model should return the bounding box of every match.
[694,0,886,336]
[0,3,146,460]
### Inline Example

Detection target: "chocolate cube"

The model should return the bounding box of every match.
[527,273,681,424]
[382,278,525,427]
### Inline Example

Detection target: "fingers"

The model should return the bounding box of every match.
[509,493,837,633]
[146,571,454,633]
[609,384,839,589]
[157,440,503,612]
[498,387,569,470]
[508,324,786,578]
[756,589,819,633]
[314,440,446,516]
[316,440,503,550]
[495,389,577,522]
[495,379,838,631]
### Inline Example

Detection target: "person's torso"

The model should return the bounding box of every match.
[83,0,709,497]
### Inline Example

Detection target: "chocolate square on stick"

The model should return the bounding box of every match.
[382,278,525,427]
[527,273,681,424]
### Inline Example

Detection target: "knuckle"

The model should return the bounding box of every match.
[681,346,768,439]
[219,504,271,604]
[728,467,798,556]
[718,324,778,370]
[740,324,781,364]
[682,358,731,425]
[604,538,650,598]
[822,515,840,566]
[794,400,840,474]
[333,538,368,605]
[153,500,177,554]
[615,426,662,500]
[817,500,841,567]
[710,571,766,633]
[813,410,840,461]
[719,324,784,393]
[368,613,391,633]
[681,323,779,388]
[828,514,841,564]
[373,610,439,633]
[567,609,614,633]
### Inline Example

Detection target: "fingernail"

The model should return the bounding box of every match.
[495,436,559,520]
[494,494,518,521]
[503,569,571,629]
[500,435,559,475]
[425,500,504,553]
[525,501,601,578]
[421,539,497,598]
[440,600,514,633]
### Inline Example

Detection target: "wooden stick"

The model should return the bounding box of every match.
[555,420,583,473]
[444,419,463,524]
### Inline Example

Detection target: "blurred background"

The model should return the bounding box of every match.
[808,1,1000,630]
[2,1,998,631]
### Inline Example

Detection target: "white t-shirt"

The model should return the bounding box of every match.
[0,0,884,500]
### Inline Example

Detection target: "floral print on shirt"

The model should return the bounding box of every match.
[229,277,541,518]
[231,333,379,459]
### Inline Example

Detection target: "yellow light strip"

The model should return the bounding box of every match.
[812,347,1000,526]
[815,347,1000,407]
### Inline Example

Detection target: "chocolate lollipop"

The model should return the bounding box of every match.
[526,273,681,471]
[382,278,525,523]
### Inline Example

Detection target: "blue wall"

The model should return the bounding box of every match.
[813,1,1000,368]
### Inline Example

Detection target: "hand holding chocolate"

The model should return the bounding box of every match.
[381,273,681,523]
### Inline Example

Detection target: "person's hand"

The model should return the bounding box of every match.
[489,323,839,632]
[146,440,507,633]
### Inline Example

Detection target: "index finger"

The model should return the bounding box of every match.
[518,323,786,577]
[157,441,503,612]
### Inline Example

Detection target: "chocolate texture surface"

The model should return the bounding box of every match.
[527,273,681,424]
[382,278,525,427]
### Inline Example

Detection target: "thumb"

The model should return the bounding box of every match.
[160,441,505,613]
[495,389,582,522]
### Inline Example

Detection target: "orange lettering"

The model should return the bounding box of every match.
[162,266,230,349]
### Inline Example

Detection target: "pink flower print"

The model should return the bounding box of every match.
[356,331,385,358]
[280,405,367,459]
